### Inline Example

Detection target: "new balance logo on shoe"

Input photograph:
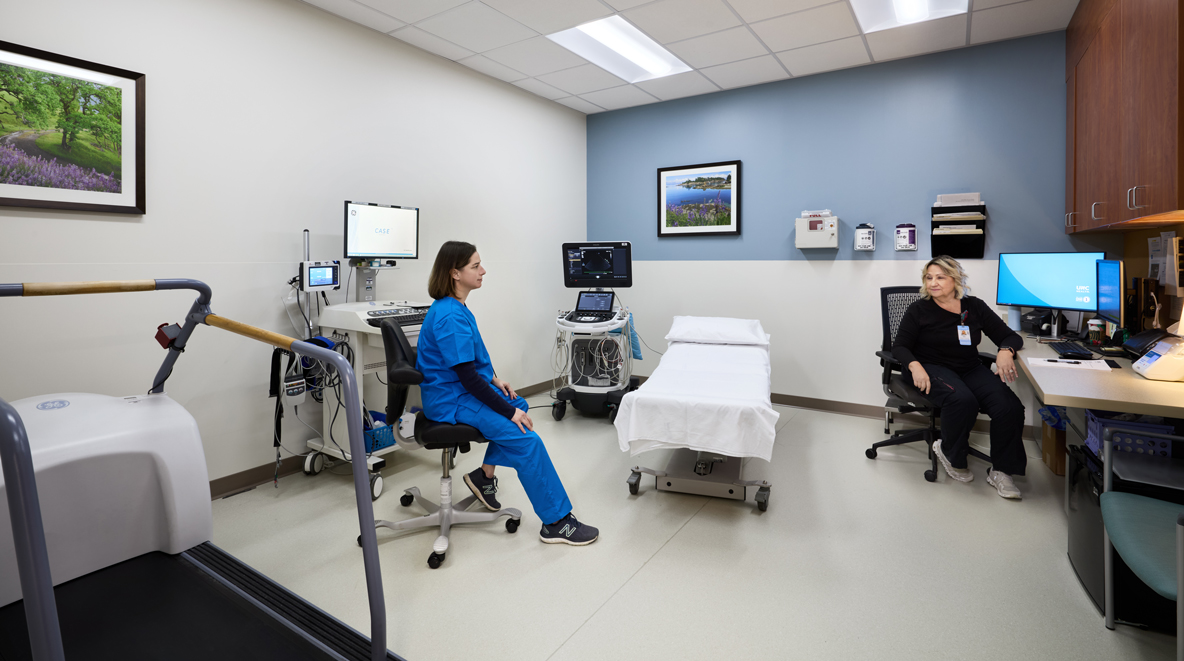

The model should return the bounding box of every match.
[483,485,495,495]
[559,524,577,538]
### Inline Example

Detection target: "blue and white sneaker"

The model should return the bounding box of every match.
[463,468,500,511]
[539,513,599,546]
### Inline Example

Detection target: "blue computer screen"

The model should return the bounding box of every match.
[996,252,1105,311]
[1096,260,1123,324]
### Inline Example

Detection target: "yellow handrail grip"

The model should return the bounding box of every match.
[22,280,157,296]
[204,314,299,351]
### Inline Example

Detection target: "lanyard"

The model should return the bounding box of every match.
[959,311,968,326]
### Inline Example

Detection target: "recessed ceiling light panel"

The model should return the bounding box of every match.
[849,0,967,33]
[548,16,691,84]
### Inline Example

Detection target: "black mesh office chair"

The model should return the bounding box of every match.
[865,286,993,482]
[362,319,521,569]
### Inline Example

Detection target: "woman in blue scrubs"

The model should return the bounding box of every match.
[416,241,598,546]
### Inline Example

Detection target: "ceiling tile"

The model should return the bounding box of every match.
[353,0,466,23]
[635,70,721,100]
[972,0,1027,10]
[481,0,614,34]
[580,85,661,110]
[536,63,628,94]
[970,0,1078,45]
[300,0,406,33]
[554,96,605,113]
[725,0,836,23]
[416,2,538,53]
[699,54,790,89]
[482,36,588,77]
[750,3,860,52]
[457,54,529,82]
[512,77,570,100]
[666,26,769,68]
[622,0,744,44]
[865,14,967,60]
[602,0,652,10]
[775,35,870,76]
[390,26,474,60]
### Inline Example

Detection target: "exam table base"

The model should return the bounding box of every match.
[630,449,771,511]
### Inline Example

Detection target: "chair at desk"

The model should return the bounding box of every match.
[364,319,522,570]
[1100,426,1184,658]
[865,286,993,482]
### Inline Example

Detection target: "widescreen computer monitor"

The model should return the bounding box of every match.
[563,241,632,288]
[996,252,1106,312]
[1095,259,1125,325]
[344,201,419,260]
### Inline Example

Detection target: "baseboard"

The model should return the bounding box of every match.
[207,384,1036,498]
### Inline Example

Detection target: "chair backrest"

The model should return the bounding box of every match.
[380,319,424,421]
[881,286,922,352]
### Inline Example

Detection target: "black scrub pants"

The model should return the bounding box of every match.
[914,362,1027,476]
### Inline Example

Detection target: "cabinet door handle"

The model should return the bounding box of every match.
[1091,202,1103,221]
[1132,185,1148,209]
[1127,187,1135,210]
[1065,212,1077,229]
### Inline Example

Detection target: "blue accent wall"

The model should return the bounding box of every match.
[587,32,1121,261]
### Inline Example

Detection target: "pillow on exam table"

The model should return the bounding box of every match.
[664,316,770,347]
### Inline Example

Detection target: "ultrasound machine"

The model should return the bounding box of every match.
[552,242,638,423]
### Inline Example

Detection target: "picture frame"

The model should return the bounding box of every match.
[0,40,145,214]
[657,160,740,237]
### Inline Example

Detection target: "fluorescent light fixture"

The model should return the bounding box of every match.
[849,0,966,33]
[893,0,929,24]
[548,16,690,84]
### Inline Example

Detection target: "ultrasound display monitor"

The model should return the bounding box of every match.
[1095,259,1124,325]
[563,241,632,288]
[344,201,419,260]
[996,252,1106,312]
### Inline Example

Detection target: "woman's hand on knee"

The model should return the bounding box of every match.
[511,408,534,434]
[492,376,518,400]
[909,363,930,394]
[995,351,1018,384]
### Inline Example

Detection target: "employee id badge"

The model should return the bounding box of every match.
[957,325,971,345]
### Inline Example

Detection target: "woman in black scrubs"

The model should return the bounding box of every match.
[893,256,1026,499]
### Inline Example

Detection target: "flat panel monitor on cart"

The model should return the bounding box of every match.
[344,201,419,260]
[563,241,631,288]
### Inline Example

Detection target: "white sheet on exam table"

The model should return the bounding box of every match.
[615,342,779,461]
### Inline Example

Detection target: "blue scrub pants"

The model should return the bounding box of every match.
[455,395,572,524]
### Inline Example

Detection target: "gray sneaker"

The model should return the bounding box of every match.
[987,469,1022,499]
[932,439,974,482]
[539,513,598,546]
[463,468,500,511]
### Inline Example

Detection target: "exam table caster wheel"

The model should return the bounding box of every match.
[627,471,641,495]
[428,552,445,569]
[506,518,520,533]
[552,401,566,421]
[369,474,384,501]
[755,487,770,512]
[303,452,325,476]
[608,405,618,423]
[865,448,877,460]
[924,469,937,483]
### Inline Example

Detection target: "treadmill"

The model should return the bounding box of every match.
[0,279,400,661]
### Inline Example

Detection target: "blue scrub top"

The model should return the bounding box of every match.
[416,296,494,424]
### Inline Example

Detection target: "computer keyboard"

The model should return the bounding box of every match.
[1048,341,1095,359]
[365,309,426,328]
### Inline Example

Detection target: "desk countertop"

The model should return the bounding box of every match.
[1018,342,1184,418]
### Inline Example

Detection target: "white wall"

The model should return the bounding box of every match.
[623,260,1040,427]
[0,0,587,480]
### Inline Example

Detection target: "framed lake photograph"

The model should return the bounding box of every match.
[658,160,740,237]
[0,40,145,214]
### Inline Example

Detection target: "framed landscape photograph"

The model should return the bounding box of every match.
[658,160,740,237]
[0,40,145,214]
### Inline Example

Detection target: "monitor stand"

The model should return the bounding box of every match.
[1048,309,1065,340]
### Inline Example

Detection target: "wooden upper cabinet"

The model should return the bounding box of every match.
[1066,0,1184,233]
[1121,0,1180,218]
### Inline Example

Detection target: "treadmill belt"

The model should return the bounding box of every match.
[0,550,334,660]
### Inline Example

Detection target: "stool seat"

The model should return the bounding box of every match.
[414,412,485,451]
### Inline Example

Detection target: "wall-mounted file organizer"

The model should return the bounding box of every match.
[930,204,986,258]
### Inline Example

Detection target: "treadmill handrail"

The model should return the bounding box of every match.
[0,280,388,661]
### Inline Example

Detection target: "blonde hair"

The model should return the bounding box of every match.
[920,255,970,299]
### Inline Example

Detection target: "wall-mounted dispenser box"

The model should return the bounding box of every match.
[795,216,838,249]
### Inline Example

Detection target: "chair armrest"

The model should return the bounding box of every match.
[875,350,900,366]
[876,350,902,385]
[978,351,997,367]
